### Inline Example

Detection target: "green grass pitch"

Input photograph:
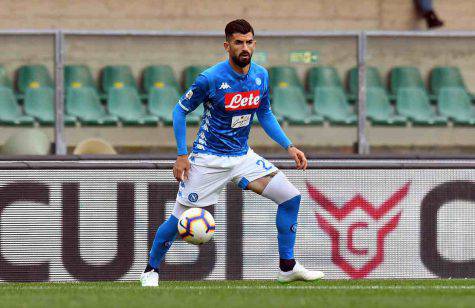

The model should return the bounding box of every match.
[0,279,473,308]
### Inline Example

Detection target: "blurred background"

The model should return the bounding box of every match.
[0,0,474,156]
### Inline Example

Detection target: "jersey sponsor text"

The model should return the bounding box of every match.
[225,90,260,111]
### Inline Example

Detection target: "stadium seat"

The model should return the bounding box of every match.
[17,64,53,94]
[313,87,356,125]
[101,65,137,94]
[365,87,406,126]
[429,66,473,98]
[272,86,323,125]
[347,66,385,100]
[396,87,447,126]
[307,66,344,100]
[148,86,203,125]
[107,86,158,125]
[24,87,76,125]
[183,65,209,90]
[1,129,50,155]
[389,66,432,100]
[143,65,181,94]
[437,87,475,126]
[0,86,34,125]
[0,65,13,89]
[66,87,118,125]
[65,65,97,90]
[268,66,304,90]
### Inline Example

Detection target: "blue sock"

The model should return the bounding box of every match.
[276,195,301,259]
[149,215,178,269]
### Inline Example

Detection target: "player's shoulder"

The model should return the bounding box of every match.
[201,61,228,78]
[250,62,269,79]
[251,62,268,74]
[196,61,227,88]
[190,63,223,90]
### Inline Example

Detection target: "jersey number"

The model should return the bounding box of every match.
[256,159,272,171]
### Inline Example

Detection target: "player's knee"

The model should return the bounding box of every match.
[280,194,301,213]
[262,172,300,205]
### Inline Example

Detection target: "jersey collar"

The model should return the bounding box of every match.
[226,59,253,80]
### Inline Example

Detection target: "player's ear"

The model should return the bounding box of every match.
[224,41,230,52]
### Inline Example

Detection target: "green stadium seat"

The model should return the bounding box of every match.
[107,86,158,125]
[148,86,203,125]
[307,66,344,100]
[65,65,96,90]
[0,65,13,89]
[143,65,181,94]
[148,86,179,125]
[183,65,209,90]
[17,65,53,94]
[437,87,475,126]
[365,87,406,126]
[268,66,304,90]
[0,86,34,125]
[313,87,356,125]
[347,66,385,100]
[24,87,76,125]
[101,65,137,94]
[430,66,473,98]
[66,87,118,126]
[396,87,447,126]
[389,66,433,101]
[272,86,323,125]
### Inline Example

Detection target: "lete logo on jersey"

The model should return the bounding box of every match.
[225,90,260,111]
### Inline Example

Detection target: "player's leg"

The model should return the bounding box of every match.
[248,171,299,263]
[235,150,324,282]
[141,202,187,287]
[142,161,230,286]
[247,171,324,282]
[149,202,187,268]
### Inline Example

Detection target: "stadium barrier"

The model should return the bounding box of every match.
[0,157,473,281]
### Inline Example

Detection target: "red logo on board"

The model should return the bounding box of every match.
[307,182,410,279]
[225,90,260,111]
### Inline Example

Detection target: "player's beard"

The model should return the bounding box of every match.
[232,51,252,68]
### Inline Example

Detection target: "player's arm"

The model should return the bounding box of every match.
[256,80,307,170]
[172,74,209,181]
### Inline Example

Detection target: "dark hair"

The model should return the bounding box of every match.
[225,19,254,41]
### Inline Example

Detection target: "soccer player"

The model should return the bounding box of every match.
[141,19,324,286]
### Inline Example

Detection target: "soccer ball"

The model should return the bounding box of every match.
[177,208,215,245]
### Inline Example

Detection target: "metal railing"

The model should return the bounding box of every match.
[1,30,475,155]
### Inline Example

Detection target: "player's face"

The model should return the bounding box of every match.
[224,32,255,68]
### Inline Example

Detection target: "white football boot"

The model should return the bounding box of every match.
[140,269,159,287]
[277,261,325,283]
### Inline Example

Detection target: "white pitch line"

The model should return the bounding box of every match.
[133,285,475,291]
[0,285,474,291]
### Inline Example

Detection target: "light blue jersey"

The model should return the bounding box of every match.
[174,60,291,156]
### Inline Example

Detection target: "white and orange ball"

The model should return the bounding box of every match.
[177,208,215,245]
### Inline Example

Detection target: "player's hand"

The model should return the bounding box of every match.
[173,155,190,182]
[287,146,307,170]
